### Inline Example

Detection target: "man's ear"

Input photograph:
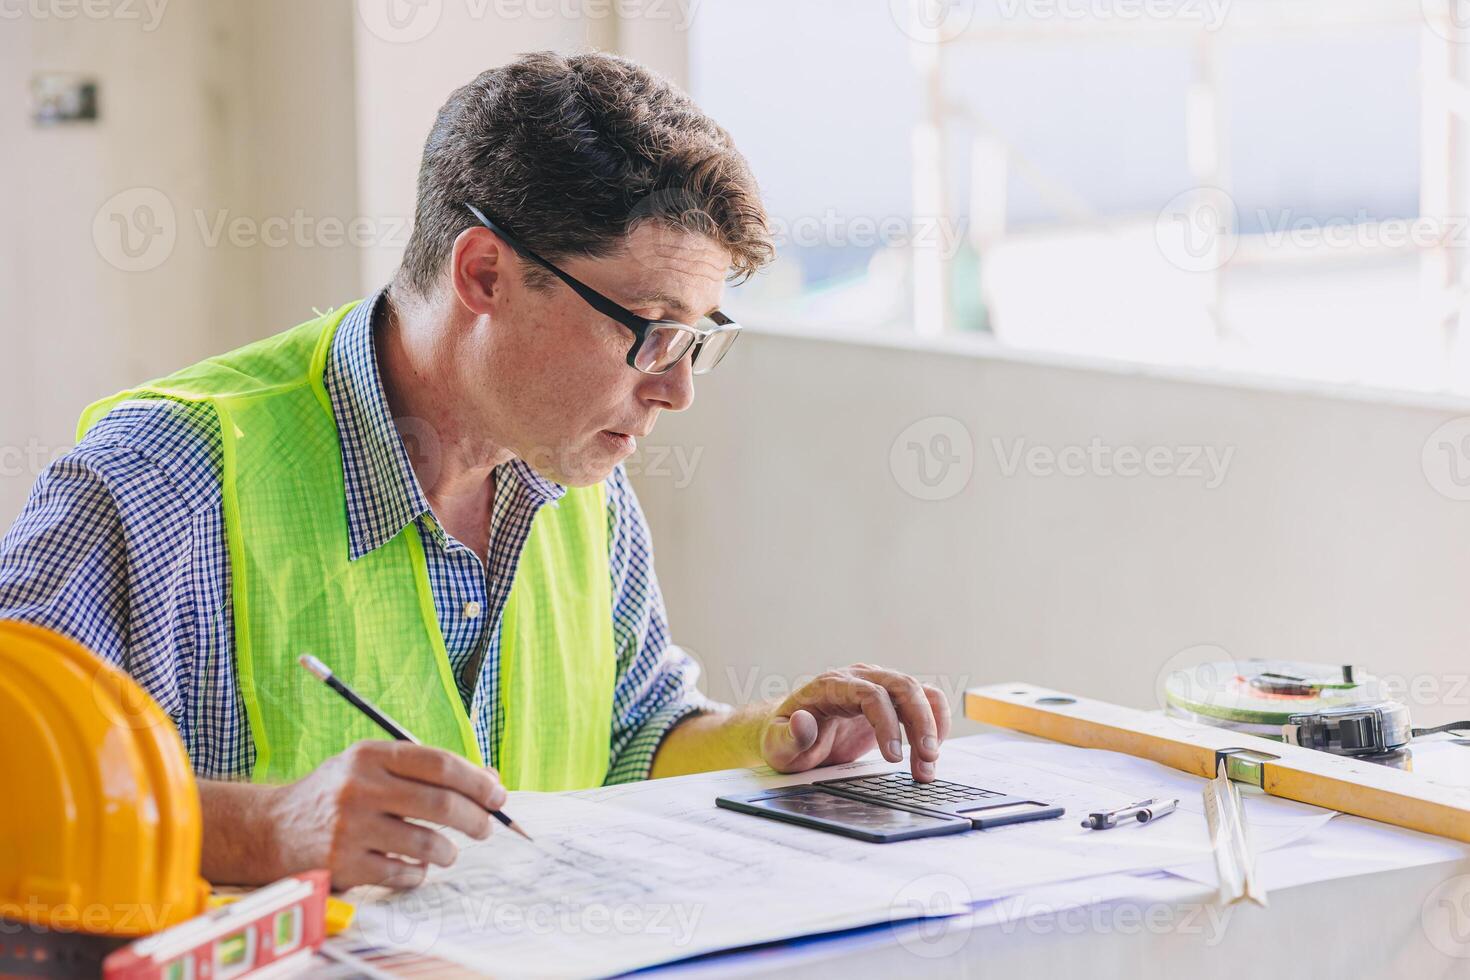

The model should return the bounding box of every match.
[450,226,507,317]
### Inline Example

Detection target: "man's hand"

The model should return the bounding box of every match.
[759,664,951,780]
[199,741,506,890]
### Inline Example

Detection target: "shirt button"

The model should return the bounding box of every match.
[463,601,482,620]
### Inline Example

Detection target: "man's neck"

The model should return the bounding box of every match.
[376,289,514,512]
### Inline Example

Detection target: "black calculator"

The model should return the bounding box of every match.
[716,772,1064,843]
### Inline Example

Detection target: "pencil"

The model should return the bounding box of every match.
[298,653,533,842]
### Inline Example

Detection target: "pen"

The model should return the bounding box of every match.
[298,653,533,842]
[1080,797,1178,831]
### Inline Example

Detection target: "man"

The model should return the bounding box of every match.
[0,52,949,889]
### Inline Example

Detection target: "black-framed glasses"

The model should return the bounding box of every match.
[465,204,740,376]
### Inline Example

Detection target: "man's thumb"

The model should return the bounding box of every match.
[764,708,819,765]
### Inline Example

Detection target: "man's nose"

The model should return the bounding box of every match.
[642,353,695,412]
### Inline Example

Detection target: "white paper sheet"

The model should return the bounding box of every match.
[1407,738,1470,791]
[1165,812,1470,891]
[580,732,1335,906]
[347,793,935,979]
[347,732,1337,978]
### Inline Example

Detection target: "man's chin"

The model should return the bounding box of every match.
[517,439,628,488]
[554,466,619,488]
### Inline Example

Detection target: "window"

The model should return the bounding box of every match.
[689,0,1470,394]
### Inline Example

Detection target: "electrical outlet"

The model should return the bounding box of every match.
[32,73,99,126]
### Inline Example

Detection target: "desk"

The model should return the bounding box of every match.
[325,732,1470,978]
[651,850,1470,978]
[653,734,1470,978]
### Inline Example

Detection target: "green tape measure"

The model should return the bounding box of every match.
[1163,660,1413,756]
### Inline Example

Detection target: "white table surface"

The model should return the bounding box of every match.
[650,736,1470,979]
[316,734,1470,978]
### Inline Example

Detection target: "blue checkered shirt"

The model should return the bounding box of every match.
[0,290,708,782]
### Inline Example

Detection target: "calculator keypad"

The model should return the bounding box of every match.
[827,772,1005,809]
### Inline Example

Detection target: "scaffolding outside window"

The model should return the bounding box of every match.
[690,0,1470,396]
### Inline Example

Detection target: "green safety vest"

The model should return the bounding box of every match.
[77,302,615,790]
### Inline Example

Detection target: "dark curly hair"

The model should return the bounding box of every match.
[394,51,773,298]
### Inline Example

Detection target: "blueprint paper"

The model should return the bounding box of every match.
[347,733,1336,977]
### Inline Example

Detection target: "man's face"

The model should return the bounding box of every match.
[455,221,729,486]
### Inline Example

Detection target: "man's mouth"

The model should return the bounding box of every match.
[601,430,638,453]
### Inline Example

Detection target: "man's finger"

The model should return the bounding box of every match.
[780,674,906,763]
[855,668,940,775]
[351,852,428,891]
[787,708,819,752]
[785,678,905,762]
[762,709,820,768]
[366,812,459,868]
[376,777,494,841]
[378,742,507,812]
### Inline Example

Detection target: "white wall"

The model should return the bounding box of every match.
[351,3,617,289]
[235,0,364,337]
[630,330,1470,732]
[2,1,248,522]
[0,0,363,524]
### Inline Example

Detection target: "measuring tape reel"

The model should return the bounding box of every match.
[1163,660,1466,758]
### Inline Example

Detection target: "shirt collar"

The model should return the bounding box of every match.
[325,288,567,561]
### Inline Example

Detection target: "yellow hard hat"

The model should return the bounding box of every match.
[0,620,209,936]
